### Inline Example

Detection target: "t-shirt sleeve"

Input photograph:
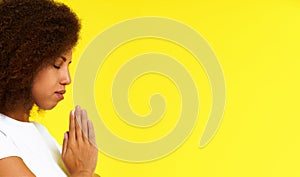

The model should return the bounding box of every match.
[0,130,21,159]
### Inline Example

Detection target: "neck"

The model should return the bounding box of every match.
[1,108,30,122]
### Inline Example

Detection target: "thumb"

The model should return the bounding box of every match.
[62,132,69,158]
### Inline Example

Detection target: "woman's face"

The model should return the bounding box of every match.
[31,50,72,110]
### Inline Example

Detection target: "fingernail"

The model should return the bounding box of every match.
[64,132,68,139]
[70,110,74,119]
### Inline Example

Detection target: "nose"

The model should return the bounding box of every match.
[60,68,71,85]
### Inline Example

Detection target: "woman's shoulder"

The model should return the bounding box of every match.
[0,114,56,147]
[0,115,22,160]
[31,121,48,132]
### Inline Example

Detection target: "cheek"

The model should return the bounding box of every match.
[32,69,56,97]
[32,79,47,102]
[31,77,57,109]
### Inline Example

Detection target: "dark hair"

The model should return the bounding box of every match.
[0,0,81,113]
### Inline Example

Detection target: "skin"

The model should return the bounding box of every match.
[32,50,73,111]
[62,106,98,177]
[0,50,99,177]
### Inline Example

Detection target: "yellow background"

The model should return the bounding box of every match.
[33,0,300,176]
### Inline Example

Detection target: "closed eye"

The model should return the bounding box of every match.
[53,65,60,69]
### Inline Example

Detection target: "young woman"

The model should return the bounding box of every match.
[0,0,98,176]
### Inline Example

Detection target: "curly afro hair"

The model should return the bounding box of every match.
[0,0,81,114]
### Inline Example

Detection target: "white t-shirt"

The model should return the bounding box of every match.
[0,113,68,177]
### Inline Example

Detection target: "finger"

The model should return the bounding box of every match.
[68,110,75,141]
[75,105,82,141]
[87,119,97,148]
[62,132,69,157]
[81,109,88,141]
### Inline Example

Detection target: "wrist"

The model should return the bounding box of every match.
[70,170,93,177]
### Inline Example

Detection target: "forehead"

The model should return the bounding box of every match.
[60,50,72,61]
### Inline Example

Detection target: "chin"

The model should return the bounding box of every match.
[36,102,58,110]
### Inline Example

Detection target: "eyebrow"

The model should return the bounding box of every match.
[60,56,72,64]
[60,56,67,62]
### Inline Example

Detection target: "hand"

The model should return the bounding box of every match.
[62,106,98,177]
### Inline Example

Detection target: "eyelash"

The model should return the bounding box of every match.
[53,65,60,69]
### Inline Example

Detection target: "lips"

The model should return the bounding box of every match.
[55,90,66,100]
